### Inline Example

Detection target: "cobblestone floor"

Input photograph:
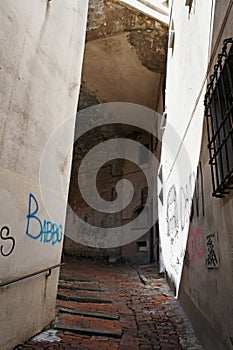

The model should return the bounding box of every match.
[15,259,203,350]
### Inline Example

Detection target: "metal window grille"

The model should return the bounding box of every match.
[204,38,233,198]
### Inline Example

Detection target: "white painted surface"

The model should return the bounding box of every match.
[0,0,88,282]
[158,0,215,293]
[119,0,169,24]
[179,1,233,348]
[0,0,88,348]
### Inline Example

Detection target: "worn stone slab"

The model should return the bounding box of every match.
[58,283,105,292]
[57,300,118,316]
[59,307,119,320]
[59,275,98,283]
[57,293,113,304]
[54,324,122,339]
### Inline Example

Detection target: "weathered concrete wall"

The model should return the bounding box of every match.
[0,1,88,348]
[179,1,233,349]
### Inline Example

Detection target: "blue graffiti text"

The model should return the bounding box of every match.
[26,194,63,245]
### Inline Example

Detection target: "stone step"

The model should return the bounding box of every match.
[54,313,122,339]
[57,300,118,316]
[57,288,110,300]
[59,307,119,320]
[57,293,113,304]
[54,324,122,339]
[60,275,99,283]
[58,283,106,292]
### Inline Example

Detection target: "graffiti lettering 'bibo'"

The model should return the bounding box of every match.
[26,194,63,245]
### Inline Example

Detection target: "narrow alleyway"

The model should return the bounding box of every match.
[15,259,203,350]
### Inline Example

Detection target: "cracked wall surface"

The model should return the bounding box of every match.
[86,0,168,74]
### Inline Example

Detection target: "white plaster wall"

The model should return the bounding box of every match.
[0,0,88,348]
[158,0,215,291]
[180,1,233,348]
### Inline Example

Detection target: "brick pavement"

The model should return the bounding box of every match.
[15,259,203,350]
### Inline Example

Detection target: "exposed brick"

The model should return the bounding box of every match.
[15,259,203,350]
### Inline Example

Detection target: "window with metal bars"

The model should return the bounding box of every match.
[204,38,233,198]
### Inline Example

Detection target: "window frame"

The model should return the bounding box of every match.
[204,38,233,198]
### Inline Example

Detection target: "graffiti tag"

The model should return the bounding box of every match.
[167,185,178,237]
[206,233,219,268]
[26,194,63,245]
[0,226,15,257]
[187,227,205,261]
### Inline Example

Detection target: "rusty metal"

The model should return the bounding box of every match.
[204,38,233,197]
[0,263,64,288]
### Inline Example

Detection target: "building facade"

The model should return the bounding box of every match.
[159,0,233,349]
[0,1,88,349]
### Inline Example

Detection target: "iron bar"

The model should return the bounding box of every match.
[0,263,64,288]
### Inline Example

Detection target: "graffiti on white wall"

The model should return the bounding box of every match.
[158,0,214,293]
[167,185,178,237]
[161,161,218,286]
[185,163,219,269]
[186,227,205,262]
[26,194,63,245]
[164,171,196,276]
[185,163,206,263]
[206,233,219,268]
[166,185,180,273]
[0,226,15,257]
